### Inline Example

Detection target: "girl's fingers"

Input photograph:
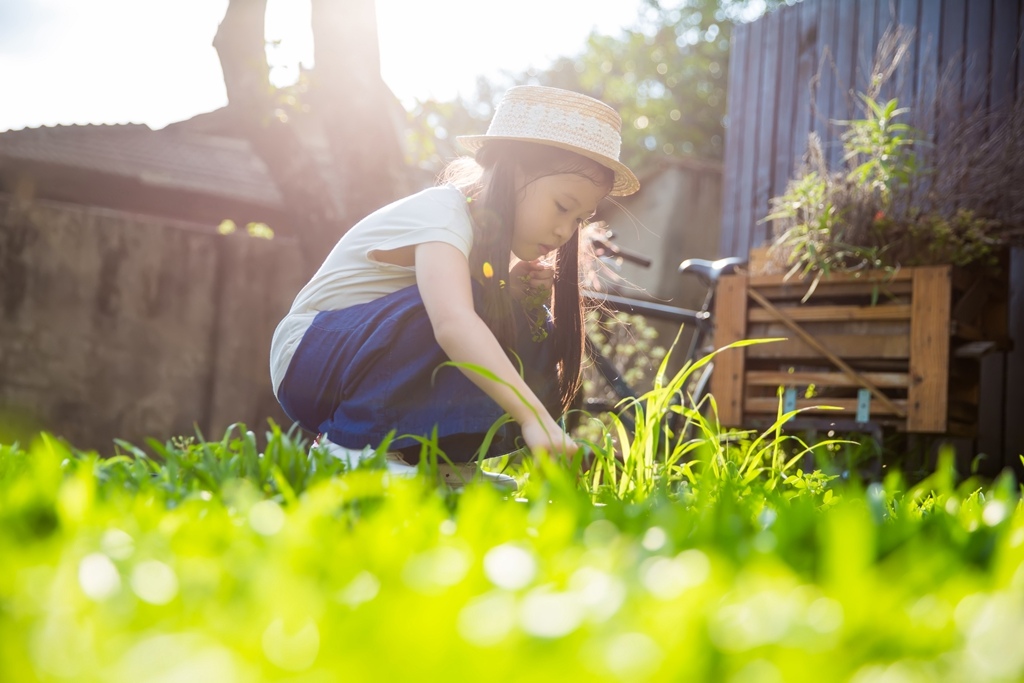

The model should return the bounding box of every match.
[530,270,554,287]
[511,261,554,287]
[523,262,554,280]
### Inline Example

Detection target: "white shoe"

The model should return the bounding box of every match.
[436,463,518,492]
[312,436,418,477]
[312,436,517,490]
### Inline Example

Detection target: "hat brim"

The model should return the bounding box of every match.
[456,134,640,197]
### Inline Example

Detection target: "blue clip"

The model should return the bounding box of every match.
[856,388,871,423]
[783,387,797,417]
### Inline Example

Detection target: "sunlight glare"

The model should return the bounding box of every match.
[265,0,313,88]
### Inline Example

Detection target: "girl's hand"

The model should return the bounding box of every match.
[520,415,582,461]
[509,259,554,303]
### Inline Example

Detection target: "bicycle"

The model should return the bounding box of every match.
[577,230,745,435]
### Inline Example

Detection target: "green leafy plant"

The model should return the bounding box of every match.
[764,93,1001,280]
[763,27,1024,280]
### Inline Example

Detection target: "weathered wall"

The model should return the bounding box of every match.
[0,196,307,452]
[603,159,723,307]
[599,159,723,364]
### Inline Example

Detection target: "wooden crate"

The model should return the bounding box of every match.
[711,265,1009,436]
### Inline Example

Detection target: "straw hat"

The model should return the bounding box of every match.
[456,85,640,196]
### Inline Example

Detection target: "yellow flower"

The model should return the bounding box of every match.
[482,262,494,279]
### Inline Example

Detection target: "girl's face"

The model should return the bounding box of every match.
[511,172,609,261]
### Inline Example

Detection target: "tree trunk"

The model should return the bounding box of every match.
[213,0,342,270]
[310,0,410,225]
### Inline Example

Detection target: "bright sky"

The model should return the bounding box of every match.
[0,0,645,132]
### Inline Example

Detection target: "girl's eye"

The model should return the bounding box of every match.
[555,202,568,213]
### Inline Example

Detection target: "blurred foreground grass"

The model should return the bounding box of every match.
[1,421,1023,683]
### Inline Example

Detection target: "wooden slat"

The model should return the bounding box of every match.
[745,397,908,417]
[990,0,1018,110]
[746,334,911,360]
[720,21,749,258]
[937,0,967,148]
[751,320,911,340]
[874,0,898,104]
[945,421,977,439]
[736,17,765,258]
[854,0,877,94]
[948,400,979,424]
[1019,0,1024,103]
[895,0,921,112]
[793,0,820,165]
[748,283,913,301]
[831,0,859,163]
[915,0,941,139]
[747,269,914,288]
[949,381,980,404]
[814,0,839,161]
[962,0,993,119]
[748,303,912,323]
[771,8,800,210]
[754,8,782,247]
[753,325,913,350]
[951,321,988,342]
[711,275,749,427]
[1002,249,1024,461]
[907,266,952,432]
[978,351,1007,457]
[939,0,968,70]
[746,370,910,389]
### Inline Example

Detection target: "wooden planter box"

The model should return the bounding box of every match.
[711,265,1009,436]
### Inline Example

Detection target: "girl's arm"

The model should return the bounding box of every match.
[415,241,579,458]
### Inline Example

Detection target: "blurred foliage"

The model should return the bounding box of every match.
[403,0,797,176]
[3,414,1024,680]
[1,345,1023,680]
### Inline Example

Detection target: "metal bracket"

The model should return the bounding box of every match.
[856,388,871,423]
[783,387,797,416]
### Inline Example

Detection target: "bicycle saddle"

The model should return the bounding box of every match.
[678,256,746,284]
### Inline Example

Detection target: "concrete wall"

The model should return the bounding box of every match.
[596,159,723,366]
[0,196,307,452]
[601,159,723,308]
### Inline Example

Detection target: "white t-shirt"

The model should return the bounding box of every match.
[270,185,474,394]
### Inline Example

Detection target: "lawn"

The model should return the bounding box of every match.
[2,401,1023,682]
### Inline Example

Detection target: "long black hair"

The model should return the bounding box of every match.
[440,140,614,416]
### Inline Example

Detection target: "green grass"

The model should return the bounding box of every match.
[2,357,1023,681]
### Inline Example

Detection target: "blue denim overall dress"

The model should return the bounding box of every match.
[276,282,557,462]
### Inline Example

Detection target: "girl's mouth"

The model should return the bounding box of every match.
[539,244,555,254]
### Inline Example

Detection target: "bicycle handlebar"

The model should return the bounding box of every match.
[582,289,710,327]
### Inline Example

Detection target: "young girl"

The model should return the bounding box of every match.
[270,85,639,482]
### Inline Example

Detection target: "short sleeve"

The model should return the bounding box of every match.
[366,187,474,262]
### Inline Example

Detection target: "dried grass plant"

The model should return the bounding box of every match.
[763,27,1023,279]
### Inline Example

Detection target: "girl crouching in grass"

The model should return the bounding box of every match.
[270,85,639,486]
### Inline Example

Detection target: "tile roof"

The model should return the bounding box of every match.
[0,123,284,208]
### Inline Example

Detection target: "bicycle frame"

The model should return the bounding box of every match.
[577,254,745,435]
[581,290,712,429]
